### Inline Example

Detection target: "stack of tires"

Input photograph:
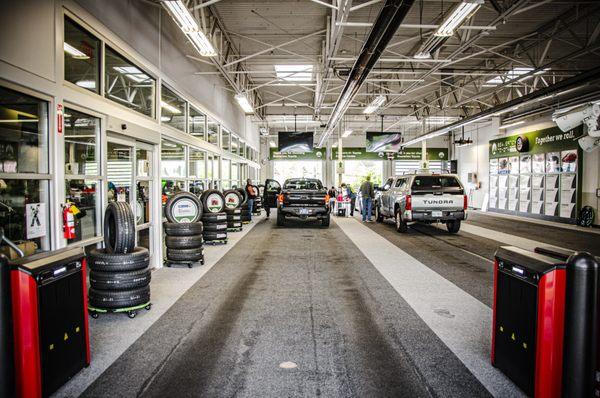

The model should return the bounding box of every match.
[253,185,263,216]
[88,201,151,317]
[200,189,228,244]
[223,189,243,232]
[238,188,251,224]
[163,192,204,266]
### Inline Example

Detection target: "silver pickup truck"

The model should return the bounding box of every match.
[374,172,467,233]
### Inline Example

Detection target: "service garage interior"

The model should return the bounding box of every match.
[1,0,600,397]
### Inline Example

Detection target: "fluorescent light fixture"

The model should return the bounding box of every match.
[363,95,386,114]
[413,51,432,59]
[499,120,525,129]
[235,94,254,113]
[486,67,534,85]
[435,0,483,37]
[64,42,89,59]
[113,66,151,83]
[342,129,353,138]
[187,31,217,57]
[163,0,199,33]
[161,101,182,114]
[162,0,216,57]
[274,65,314,81]
[75,80,96,89]
[269,140,277,148]
[413,35,446,60]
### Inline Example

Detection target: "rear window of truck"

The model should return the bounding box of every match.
[411,176,461,191]
[284,180,323,190]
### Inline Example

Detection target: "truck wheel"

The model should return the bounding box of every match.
[321,215,330,228]
[277,211,285,227]
[395,209,408,233]
[375,204,383,223]
[447,220,461,234]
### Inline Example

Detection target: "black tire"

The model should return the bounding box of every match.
[89,286,150,309]
[447,220,461,234]
[89,268,151,291]
[395,208,408,233]
[225,208,241,215]
[166,247,204,262]
[201,212,227,223]
[223,189,242,211]
[104,201,135,254]
[165,235,204,249]
[321,215,330,228]
[277,211,285,227]
[203,230,228,241]
[163,222,203,236]
[203,222,228,232]
[227,214,241,221]
[227,221,242,229]
[164,192,202,223]
[236,188,248,206]
[375,203,384,222]
[200,189,225,214]
[88,247,149,272]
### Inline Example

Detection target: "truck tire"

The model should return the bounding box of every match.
[104,201,135,254]
[89,268,151,291]
[223,189,242,211]
[446,220,461,234]
[375,203,384,222]
[164,192,202,223]
[201,212,227,223]
[395,209,408,233]
[201,189,225,213]
[166,247,204,262]
[89,286,150,309]
[203,222,228,232]
[321,215,330,228]
[88,247,150,272]
[277,211,285,227]
[163,222,203,236]
[165,235,204,249]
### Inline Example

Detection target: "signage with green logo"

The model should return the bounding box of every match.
[331,147,448,160]
[269,148,325,160]
[172,199,199,222]
[489,126,583,158]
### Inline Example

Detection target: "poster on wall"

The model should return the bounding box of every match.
[532,154,545,173]
[498,158,510,174]
[26,203,46,239]
[561,150,578,172]
[520,155,531,174]
[560,173,577,218]
[546,152,561,173]
[489,159,499,174]
[508,156,519,174]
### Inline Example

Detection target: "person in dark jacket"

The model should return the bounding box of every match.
[245,179,257,221]
[343,183,357,216]
[359,176,374,222]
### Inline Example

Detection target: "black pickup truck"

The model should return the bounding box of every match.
[263,178,330,227]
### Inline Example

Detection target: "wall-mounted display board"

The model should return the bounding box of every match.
[488,126,583,223]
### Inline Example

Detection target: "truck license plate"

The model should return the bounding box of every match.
[299,208,309,215]
[432,211,443,218]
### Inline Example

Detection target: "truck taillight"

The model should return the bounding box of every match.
[405,195,412,211]
[278,193,284,204]
[464,194,468,210]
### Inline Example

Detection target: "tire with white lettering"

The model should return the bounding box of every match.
[203,230,228,241]
[203,222,228,232]
[201,189,225,213]
[163,222,204,236]
[89,268,151,291]
[164,192,202,224]
[227,221,242,229]
[201,212,227,223]
[88,247,150,272]
[165,235,204,249]
[104,201,136,254]
[166,247,204,262]
[89,286,150,309]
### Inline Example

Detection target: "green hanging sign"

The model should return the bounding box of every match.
[331,147,448,160]
[269,148,326,160]
[489,126,583,158]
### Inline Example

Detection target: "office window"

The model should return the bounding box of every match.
[105,46,155,117]
[64,17,101,93]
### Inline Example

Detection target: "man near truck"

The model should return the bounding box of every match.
[245,179,257,221]
[359,175,374,222]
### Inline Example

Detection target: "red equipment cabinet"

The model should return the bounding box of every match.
[492,246,566,397]
[10,247,90,398]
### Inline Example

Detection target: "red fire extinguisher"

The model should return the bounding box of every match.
[63,204,75,239]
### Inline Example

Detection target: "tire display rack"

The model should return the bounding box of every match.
[164,192,205,268]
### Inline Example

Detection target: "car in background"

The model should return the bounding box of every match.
[268,178,331,227]
[375,172,467,233]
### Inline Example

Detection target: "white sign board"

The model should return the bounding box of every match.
[26,203,46,239]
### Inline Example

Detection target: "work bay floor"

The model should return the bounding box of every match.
[63,212,599,397]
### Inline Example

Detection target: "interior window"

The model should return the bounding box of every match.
[64,17,101,93]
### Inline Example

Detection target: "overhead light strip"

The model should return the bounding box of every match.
[363,95,386,114]
[235,94,254,113]
[435,0,484,37]
[162,0,216,57]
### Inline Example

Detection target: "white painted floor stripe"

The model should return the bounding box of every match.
[334,217,524,397]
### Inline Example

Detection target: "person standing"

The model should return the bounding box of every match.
[359,176,374,222]
[346,184,357,216]
[245,179,256,221]
[327,186,336,210]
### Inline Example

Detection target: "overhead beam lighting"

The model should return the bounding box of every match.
[499,120,525,129]
[235,94,254,114]
[162,0,216,57]
[64,42,89,59]
[434,0,484,37]
[363,95,386,114]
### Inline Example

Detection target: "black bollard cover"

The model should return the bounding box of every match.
[562,252,599,397]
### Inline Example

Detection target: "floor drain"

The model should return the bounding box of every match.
[279,361,298,369]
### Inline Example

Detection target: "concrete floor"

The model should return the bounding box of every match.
[56,211,599,397]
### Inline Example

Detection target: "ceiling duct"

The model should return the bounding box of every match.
[317,0,415,147]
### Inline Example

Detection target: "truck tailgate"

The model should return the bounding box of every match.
[412,194,465,211]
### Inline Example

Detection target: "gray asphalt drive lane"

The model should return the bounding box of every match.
[82,216,489,398]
